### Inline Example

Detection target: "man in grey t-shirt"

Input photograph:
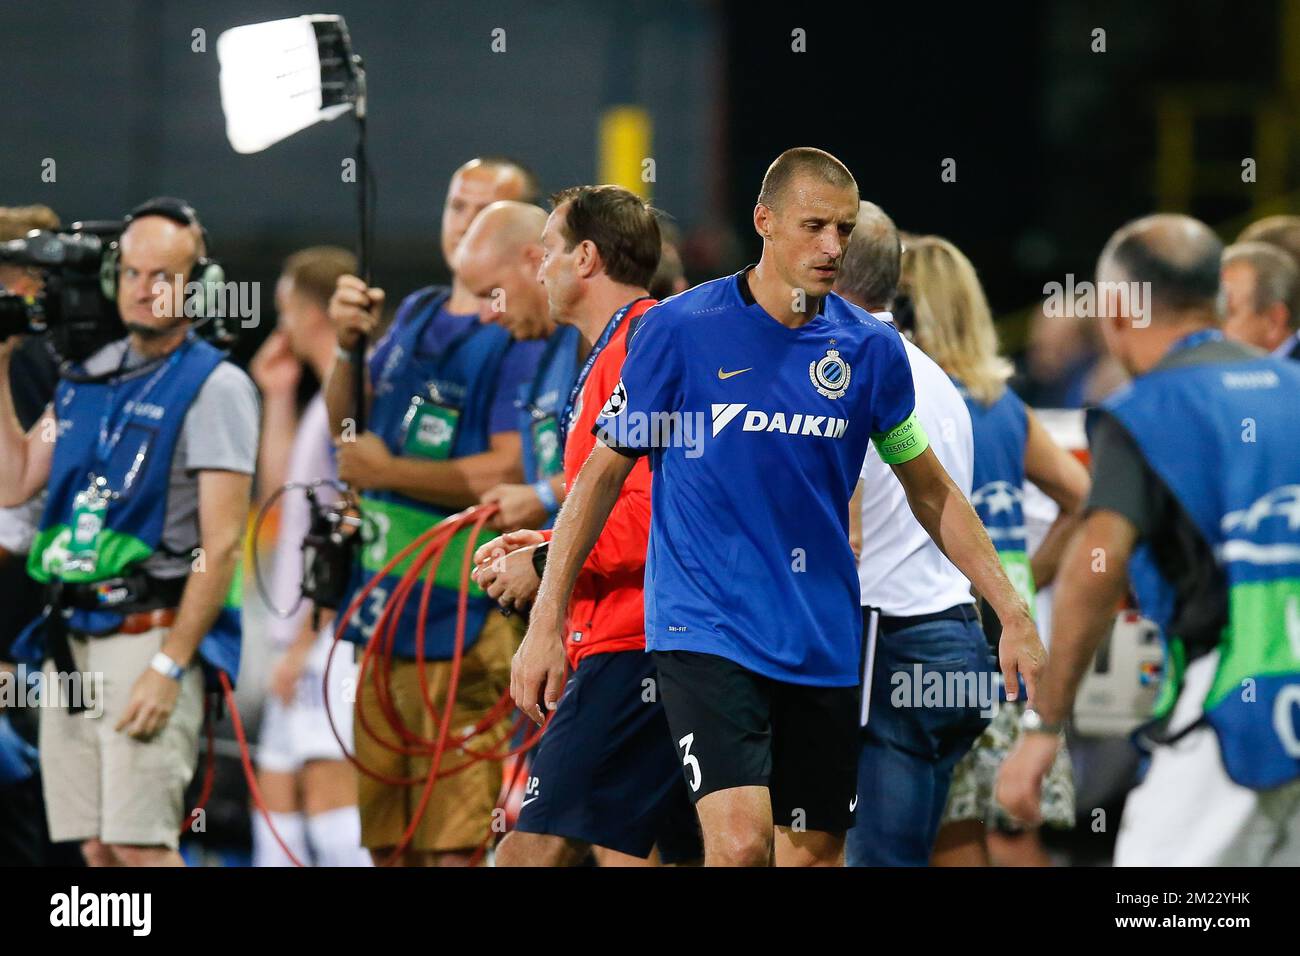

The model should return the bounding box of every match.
[0,198,258,867]
[77,339,259,580]
[997,213,1300,865]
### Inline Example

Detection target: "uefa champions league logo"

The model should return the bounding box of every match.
[1221,485,1300,534]
[601,380,628,417]
[971,480,1024,517]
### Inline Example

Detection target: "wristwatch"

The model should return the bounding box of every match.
[149,651,185,682]
[1019,707,1064,736]
[531,541,549,578]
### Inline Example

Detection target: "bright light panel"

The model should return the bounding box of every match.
[217,16,354,154]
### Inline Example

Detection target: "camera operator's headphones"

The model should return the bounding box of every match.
[99,197,226,319]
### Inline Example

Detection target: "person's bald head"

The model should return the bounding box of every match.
[116,214,206,333]
[441,156,539,267]
[454,201,551,339]
[1097,213,1223,321]
[1095,213,1224,375]
[834,201,901,311]
[459,201,548,262]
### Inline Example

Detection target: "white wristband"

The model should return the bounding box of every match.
[334,343,355,363]
[150,651,185,682]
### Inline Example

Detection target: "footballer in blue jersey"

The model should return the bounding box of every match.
[594,268,921,686]
[516,149,1044,866]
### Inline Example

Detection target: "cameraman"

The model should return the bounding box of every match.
[0,198,258,867]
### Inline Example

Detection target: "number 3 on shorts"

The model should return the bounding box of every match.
[678,732,702,792]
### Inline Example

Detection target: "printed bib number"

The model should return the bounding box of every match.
[357,585,389,640]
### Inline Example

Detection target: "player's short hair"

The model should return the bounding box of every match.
[1098,213,1222,318]
[281,245,359,308]
[836,201,900,310]
[1237,215,1300,273]
[0,204,60,242]
[550,185,661,288]
[757,147,857,210]
[1222,240,1300,331]
[459,156,541,204]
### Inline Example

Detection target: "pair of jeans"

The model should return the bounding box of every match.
[845,606,995,866]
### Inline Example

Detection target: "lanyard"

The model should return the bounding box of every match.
[95,342,187,468]
[1166,328,1222,359]
[559,297,652,447]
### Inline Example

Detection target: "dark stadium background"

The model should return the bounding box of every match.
[1,0,1293,863]
[2,1,1285,359]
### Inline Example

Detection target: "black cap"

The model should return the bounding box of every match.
[123,197,208,251]
[124,196,201,229]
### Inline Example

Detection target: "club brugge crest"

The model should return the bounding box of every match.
[809,348,851,399]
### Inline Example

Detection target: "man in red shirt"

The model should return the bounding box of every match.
[472,185,701,866]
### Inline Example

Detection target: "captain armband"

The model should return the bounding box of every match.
[872,411,930,465]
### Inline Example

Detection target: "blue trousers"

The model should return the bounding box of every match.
[845,606,995,867]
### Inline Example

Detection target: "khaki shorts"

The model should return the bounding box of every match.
[355,611,519,853]
[39,626,205,850]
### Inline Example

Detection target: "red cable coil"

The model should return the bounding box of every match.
[190,504,549,867]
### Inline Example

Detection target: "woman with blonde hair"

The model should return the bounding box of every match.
[899,235,1090,866]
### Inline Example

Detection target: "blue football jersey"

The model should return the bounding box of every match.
[594,268,927,685]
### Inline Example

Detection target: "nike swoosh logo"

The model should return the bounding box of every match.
[849,795,859,812]
[717,367,753,380]
[521,796,540,808]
